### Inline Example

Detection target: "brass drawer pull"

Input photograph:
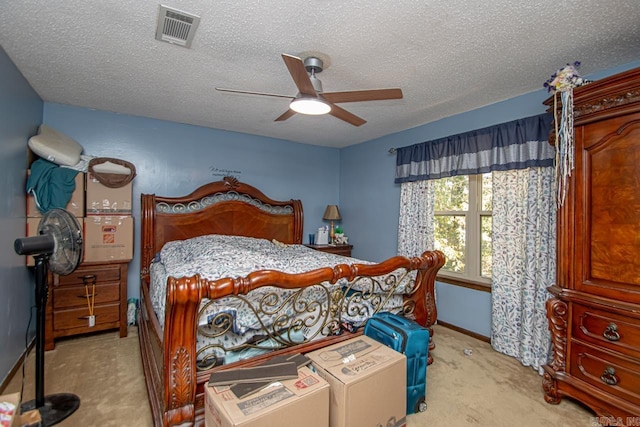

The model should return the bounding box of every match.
[78,294,96,298]
[600,367,618,386]
[603,323,620,341]
[80,274,97,285]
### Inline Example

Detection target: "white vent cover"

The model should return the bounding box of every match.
[155,5,200,48]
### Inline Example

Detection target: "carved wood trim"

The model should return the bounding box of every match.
[140,193,156,282]
[417,251,445,364]
[162,277,202,426]
[223,175,239,189]
[542,368,561,404]
[574,89,640,119]
[169,347,192,409]
[546,297,568,372]
[163,347,194,426]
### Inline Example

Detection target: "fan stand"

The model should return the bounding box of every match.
[21,254,80,426]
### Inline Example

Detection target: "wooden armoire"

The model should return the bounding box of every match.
[542,66,640,423]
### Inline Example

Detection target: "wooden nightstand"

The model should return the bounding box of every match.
[305,244,353,257]
[45,260,128,350]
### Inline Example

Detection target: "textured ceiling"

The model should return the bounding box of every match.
[1,1,639,148]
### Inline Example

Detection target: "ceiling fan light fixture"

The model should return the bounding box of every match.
[289,97,331,115]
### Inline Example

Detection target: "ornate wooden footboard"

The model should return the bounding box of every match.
[138,177,445,426]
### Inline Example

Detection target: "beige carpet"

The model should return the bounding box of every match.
[4,325,595,426]
[416,326,594,426]
[5,327,152,427]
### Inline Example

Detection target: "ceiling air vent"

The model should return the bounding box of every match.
[155,5,200,48]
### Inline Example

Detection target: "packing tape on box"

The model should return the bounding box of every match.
[342,354,356,364]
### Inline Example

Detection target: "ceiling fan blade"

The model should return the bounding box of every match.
[328,104,366,127]
[322,88,403,104]
[215,87,293,99]
[282,54,317,97]
[275,109,296,122]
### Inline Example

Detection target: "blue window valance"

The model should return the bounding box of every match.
[395,113,554,183]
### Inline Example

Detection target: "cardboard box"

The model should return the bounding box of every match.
[205,366,329,427]
[27,171,85,218]
[307,336,407,427]
[19,409,41,427]
[0,392,20,427]
[85,173,132,215]
[83,216,133,262]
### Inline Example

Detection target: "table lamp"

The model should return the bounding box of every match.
[323,204,341,244]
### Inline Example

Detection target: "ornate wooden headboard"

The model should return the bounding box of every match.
[140,176,304,280]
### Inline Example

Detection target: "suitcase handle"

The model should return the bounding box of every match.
[367,314,409,353]
[380,312,415,328]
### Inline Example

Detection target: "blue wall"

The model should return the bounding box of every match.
[341,59,640,338]
[0,46,43,385]
[43,104,341,301]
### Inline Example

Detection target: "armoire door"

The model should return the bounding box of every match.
[573,112,640,304]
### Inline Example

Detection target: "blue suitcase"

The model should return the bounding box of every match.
[364,311,429,414]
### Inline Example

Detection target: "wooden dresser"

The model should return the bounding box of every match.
[44,261,128,350]
[304,244,353,257]
[542,67,640,423]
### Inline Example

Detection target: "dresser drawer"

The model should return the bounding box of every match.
[326,247,352,257]
[45,261,128,350]
[572,304,640,359]
[570,341,640,405]
[53,303,121,331]
[53,282,121,309]
[56,264,121,286]
[305,244,352,257]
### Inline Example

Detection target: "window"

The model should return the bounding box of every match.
[433,173,492,285]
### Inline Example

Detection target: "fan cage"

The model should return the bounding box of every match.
[38,209,83,275]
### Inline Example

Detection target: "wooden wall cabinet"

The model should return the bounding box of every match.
[542,67,640,422]
[45,261,128,350]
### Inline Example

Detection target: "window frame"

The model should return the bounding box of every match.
[434,174,492,288]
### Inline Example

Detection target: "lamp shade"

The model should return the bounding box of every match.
[290,97,331,115]
[323,205,341,221]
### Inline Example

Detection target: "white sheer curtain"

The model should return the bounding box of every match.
[490,167,556,373]
[397,180,435,257]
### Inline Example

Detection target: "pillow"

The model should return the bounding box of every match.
[28,125,83,166]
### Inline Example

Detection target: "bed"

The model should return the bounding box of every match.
[137,176,445,426]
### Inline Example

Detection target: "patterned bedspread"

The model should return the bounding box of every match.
[149,234,409,365]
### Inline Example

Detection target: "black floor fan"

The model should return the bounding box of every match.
[14,208,83,426]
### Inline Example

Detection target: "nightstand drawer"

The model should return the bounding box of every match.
[57,264,121,286]
[572,304,640,359]
[53,282,121,309]
[53,303,121,331]
[305,244,353,257]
